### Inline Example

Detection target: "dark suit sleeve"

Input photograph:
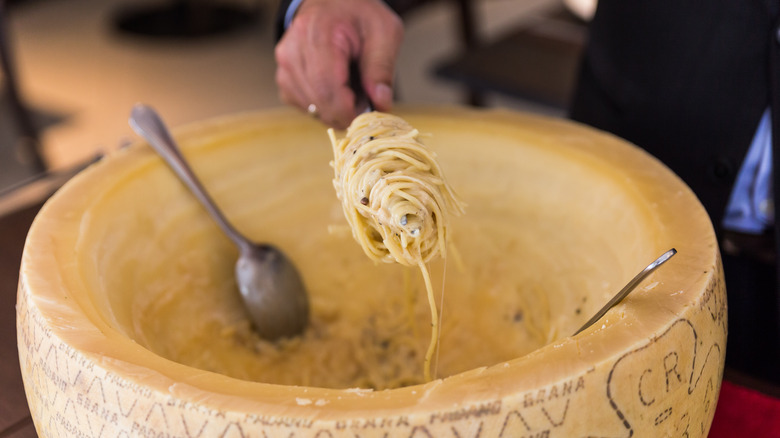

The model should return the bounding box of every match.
[274,0,297,41]
[274,0,421,41]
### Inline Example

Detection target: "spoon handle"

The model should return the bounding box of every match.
[349,60,373,113]
[129,104,250,250]
[573,248,677,336]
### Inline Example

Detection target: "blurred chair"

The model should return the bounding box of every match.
[0,0,46,173]
[396,0,482,105]
[434,3,587,110]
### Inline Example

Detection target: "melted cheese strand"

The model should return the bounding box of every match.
[419,261,437,382]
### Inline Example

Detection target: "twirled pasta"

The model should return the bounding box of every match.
[329,112,464,265]
[329,112,465,381]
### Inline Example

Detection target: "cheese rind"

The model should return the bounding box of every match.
[17,106,725,437]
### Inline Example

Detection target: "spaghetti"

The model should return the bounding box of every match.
[329,112,465,381]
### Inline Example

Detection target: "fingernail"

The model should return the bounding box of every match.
[374,83,393,108]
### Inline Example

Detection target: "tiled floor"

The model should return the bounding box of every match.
[3,0,560,179]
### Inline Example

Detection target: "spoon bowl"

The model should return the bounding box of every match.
[129,103,309,340]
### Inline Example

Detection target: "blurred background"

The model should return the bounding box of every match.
[0,0,590,202]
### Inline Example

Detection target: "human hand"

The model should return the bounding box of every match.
[274,0,404,129]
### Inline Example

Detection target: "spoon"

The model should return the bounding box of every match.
[573,248,677,336]
[129,104,309,340]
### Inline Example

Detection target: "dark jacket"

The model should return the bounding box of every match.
[571,0,780,232]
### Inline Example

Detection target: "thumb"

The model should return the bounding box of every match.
[360,14,403,111]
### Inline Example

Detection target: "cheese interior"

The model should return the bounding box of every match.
[71,111,658,390]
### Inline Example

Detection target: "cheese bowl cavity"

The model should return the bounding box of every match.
[17,106,726,437]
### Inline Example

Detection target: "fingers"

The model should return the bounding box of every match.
[274,0,403,128]
[275,4,356,128]
[304,24,360,128]
[359,8,404,112]
[275,42,308,110]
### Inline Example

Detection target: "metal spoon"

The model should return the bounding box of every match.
[573,248,677,335]
[129,104,309,340]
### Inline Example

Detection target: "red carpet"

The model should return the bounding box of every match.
[709,380,780,437]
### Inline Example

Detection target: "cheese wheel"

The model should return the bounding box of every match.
[17,106,726,437]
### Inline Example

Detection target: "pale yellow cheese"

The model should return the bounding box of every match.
[17,106,726,437]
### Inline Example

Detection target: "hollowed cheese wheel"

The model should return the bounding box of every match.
[17,106,726,437]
